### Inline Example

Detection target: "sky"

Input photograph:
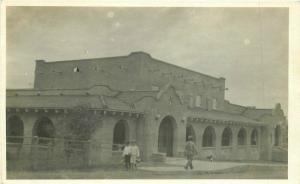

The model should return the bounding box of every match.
[6,7,288,114]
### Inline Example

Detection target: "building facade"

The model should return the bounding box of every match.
[6,52,288,168]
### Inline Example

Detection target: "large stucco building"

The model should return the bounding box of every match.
[6,52,287,168]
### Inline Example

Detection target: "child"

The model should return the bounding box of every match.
[130,140,140,170]
[122,141,131,170]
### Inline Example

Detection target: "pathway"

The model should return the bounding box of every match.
[139,157,287,172]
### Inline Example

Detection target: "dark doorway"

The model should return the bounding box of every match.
[158,116,176,156]
[186,124,196,142]
[113,120,129,151]
[7,116,24,143]
[221,127,233,146]
[238,128,247,145]
[251,128,258,145]
[274,125,281,146]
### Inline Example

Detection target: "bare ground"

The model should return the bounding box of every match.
[6,165,287,179]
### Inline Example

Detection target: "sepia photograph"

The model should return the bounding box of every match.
[3,3,292,180]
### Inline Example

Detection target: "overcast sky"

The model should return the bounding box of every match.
[6,7,288,113]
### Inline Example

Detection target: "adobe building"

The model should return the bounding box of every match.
[6,52,288,168]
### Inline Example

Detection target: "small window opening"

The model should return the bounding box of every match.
[195,96,202,107]
[73,67,80,72]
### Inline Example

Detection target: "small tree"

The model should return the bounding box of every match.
[67,105,100,140]
[65,105,102,167]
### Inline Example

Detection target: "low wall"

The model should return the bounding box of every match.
[272,147,288,162]
[6,138,92,170]
[193,146,260,161]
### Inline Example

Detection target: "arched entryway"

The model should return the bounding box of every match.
[251,128,258,145]
[274,125,281,146]
[186,124,196,142]
[202,126,216,147]
[238,128,247,145]
[221,127,233,146]
[33,117,55,144]
[7,115,24,143]
[113,120,129,151]
[158,116,176,156]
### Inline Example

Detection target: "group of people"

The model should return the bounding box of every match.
[121,136,198,171]
[122,140,140,170]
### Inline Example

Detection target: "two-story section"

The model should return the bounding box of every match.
[34,52,226,111]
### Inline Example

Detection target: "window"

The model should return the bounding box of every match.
[189,96,194,108]
[186,124,196,142]
[238,128,247,145]
[251,129,258,145]
[195,96,201,107]
[202,126,216,147]
[221,127,233,146]
[151,85,159,90]
[73,67,80,72]
[212,98,217,110]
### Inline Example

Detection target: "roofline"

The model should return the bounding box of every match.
[38,55,129,64]
[35,51,224,81]
[6,84,158,93]
[151,57,222,81]
[6,106,144,114]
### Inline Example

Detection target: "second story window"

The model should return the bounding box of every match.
[195,95,201,107]
[73,67,80,73]
[212,98,217,110]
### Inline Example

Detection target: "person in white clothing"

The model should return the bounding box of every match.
[122,141,131,170]
[130,140,140,170]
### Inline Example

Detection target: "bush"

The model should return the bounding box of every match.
[66,105,101,140]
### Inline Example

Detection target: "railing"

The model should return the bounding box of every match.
[112,144,125,151]
[7,136,90,147]
[6,136,95,169]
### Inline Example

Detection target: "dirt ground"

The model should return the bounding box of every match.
[6,165,287,179]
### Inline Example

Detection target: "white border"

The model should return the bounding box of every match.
[1,1,300,184]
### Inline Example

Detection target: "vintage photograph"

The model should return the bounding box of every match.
[5,6,288,179]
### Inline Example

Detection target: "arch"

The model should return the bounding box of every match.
[251,128,258,145]
[274,125,281,146]
[221,127,233,146]
[202,126,216,147]
[158,116,177,156]
[33,117,55,144]
[186,124,196,142]
[237,128,247,145]
[7,115,24,143]
[112,119,129,151]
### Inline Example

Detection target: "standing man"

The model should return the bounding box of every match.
[184,135,197,170]
[122,141,131,170]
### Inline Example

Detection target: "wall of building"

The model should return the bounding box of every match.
[34,55,142,90]
[33,52,226,111]
[137,53,226,111]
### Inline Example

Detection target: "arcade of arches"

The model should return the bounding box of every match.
[6,113,285,162]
